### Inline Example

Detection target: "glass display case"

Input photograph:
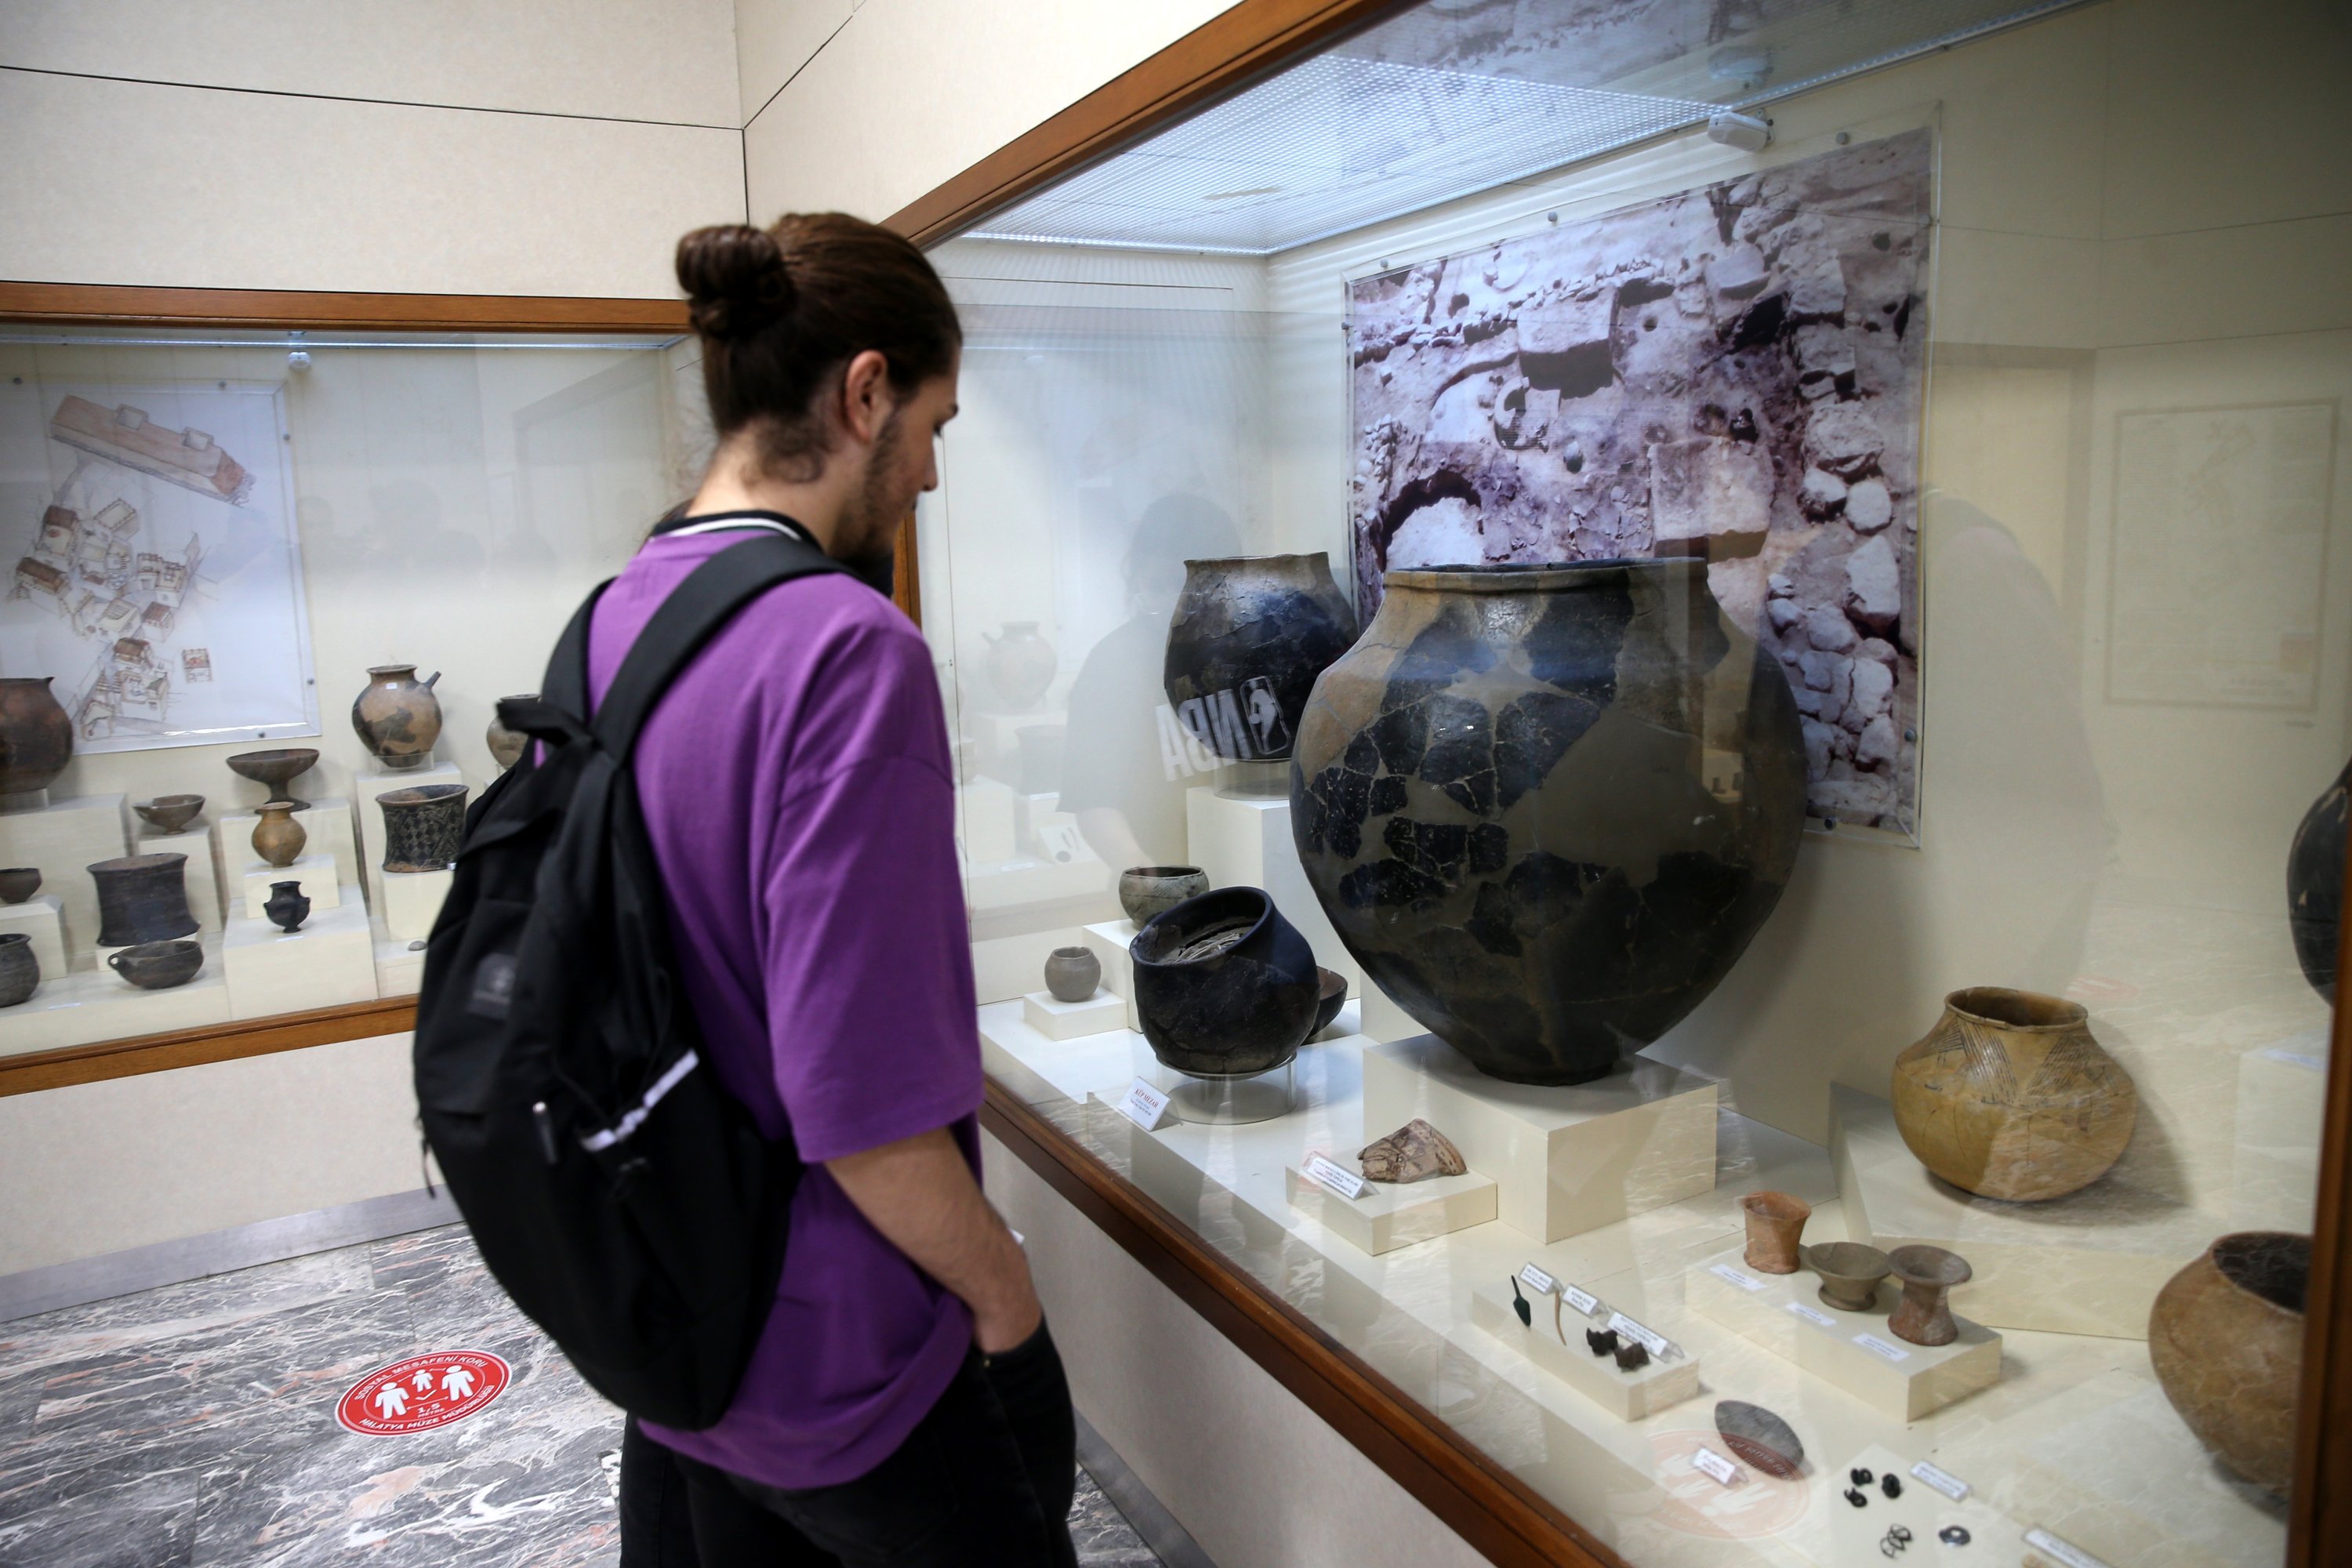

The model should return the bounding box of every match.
[0,321,701,1061]
[920,0,2351,1563]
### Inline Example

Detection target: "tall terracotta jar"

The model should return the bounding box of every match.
[352,665,444,771]
[1292,559,1806,1085]
[2149,1232,2308,1496]
[982,622,1057,711]
[1165,554,1358,764]
[0,676,73,804]
[1890,986,2136,1202]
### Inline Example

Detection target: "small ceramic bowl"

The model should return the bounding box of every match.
[135,793,206,834]
[1802,1241,1893,1312]
[0,867,40,905]
[107,938,205,991]
[1118,865,1210,927]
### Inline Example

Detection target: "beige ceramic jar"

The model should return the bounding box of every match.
[251,801,307,869]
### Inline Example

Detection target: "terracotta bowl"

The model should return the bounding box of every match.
[1802,1241,1893,1312]
[227,747,321,808]
[2150,1231,2307,1496]
[135,793,206,834]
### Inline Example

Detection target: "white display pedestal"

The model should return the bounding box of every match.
[1362,1034,1717,1243]
[1021,989,1125,1040]
[135,824,223,932]
[0,793,129,954]
[1284,1165,1497,1254]
[373,920,428,997]
[0,896,67,980]
[1185,784,1357,996]
[956,778,1018,865]
[239,855,342,920]
[1,931,230,1055]
[1356,977,1421,1042]
[1829,1085,2220,1339]
[358,761,465,916]
[219,798,361,895]
[382,868,454,942]
[1686,1245,2002,1420]
[1468,1277,1700,1420]
[223,892,377,1018]
[1079,920,1142,1031]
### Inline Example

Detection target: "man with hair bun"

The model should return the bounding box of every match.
[608,213,1075,1566]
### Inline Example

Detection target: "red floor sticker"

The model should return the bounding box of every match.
[336,1350,511,1435]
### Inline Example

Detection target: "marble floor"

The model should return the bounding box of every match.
[0,1225,1163,1567]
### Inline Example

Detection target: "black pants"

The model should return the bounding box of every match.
[622,1324,1079,1568]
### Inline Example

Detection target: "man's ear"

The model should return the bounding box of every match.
[838,350,895,445]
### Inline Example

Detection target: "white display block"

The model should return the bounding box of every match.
[382,868,454,942]
[0,931,230,1056]
[0,793,128,954]
[0,896,67,981]
[135,826,223,932]
[1830,1084,2222,1339]
[1363,1034,1717,1243]
[956,778,1018,865]
[1686,1245,2002,1420]
[1080,920,1142,1031]
[1185,785,1358,995]
[1285,1165,1497,1255]
[238,856,343,920]
[1021,989,1127,1040]
[358,761,465,916]
[223,892,378,1018]
[1357,976,1422,1042]
[219,797,361,895]
[1468,1278,1700,1420]
[373,921,428,998]
[2232,1033,2326,1232]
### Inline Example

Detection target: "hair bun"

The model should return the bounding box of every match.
[677,224,793,339]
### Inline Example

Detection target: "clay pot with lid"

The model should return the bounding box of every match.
[0,676,72,802]
[2149,1231,2307,1497]
[1740,1191,1812,1274]
[1887,1244,1972,1346]
[1163,554,1357,763]
[983,622,1057,711]
[251,803,307,869]
[352,664,444,771]
[1131,887,1320,1077]
[1891,986,2137,1202]
[88,853,197,947]
[0,932,37,1007]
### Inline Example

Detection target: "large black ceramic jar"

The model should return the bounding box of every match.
[1292,560,1806,1085]
[1131,887,1320,1076]
[2288,757,2347,1004]
[89,852,199,948]
[1163,554,1359,763]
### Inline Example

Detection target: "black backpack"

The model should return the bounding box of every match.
[413,530,847,1429]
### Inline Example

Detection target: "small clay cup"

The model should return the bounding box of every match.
[135,794,205,835]
[1802,1241,1893,1312]
[0,932,38,1007]
[1042,946,1100,1004]
[1740,1190,1813,1274]
[1311,967,1347,1036]
[1887,1244,1973,1346]
[1119,865,1209,926]
[252,802,307,869]
[107,938,204,991]
[0,867,40,904]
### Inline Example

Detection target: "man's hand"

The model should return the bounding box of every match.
[826,1127,1041,1352]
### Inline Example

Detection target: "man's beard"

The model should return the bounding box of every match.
[840,408,906,595]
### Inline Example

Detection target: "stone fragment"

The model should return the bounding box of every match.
[1358,1118,1468,1184]
[1766,572,1795,599]
[1649,436,1771,554]
[1802,720,1836,777]
[1856,713,1900,769]
[1782,241,1847,322]
[1706,242,1769,299]
[1843,535,1903,631]
[1766,597,1802,633]
[1845,477,1893,532]
[1798,648,1853,710]
[1517,292,1616,395]
[1848,656,1895,723]
[1793,323,1856,376]
[1803,401,1885,478]
[1802,606,1857,653]
[1857,637,1898,666]
[1799,466,1848,519]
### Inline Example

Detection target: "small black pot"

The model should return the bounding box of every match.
[263,880,311,933]
[0,932,37,1007]
[88,853,198,948]
[1131,887,1319,1076]
[2288,757,2347,1004]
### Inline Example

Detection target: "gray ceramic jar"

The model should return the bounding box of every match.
[88,853,198,948]
[0,932,37,1007]
[1042,946,1101,1003]
[1163,554,1359,764]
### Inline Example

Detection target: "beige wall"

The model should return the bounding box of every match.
[737,0,1243,221]
[0,1,746,294]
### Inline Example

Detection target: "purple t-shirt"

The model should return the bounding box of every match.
[587,523,982,1490]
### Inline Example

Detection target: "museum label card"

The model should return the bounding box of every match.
[1560,1283,1599,1316]
[1909,1461,1970,1501]
[1853,1333,1912,1363]
[1302,1152,1368,1200]
[1784,1301,1838,1328]
[1113,1078,1170,1131]
[1606,1311,1669,1358]
[1691,1447,1741,1486]
[1708,1263,1767,1292]
[2022,1528,2111,1568]
[1517,1263,1559,1296]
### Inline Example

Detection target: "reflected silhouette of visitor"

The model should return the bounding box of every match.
[1058,494,1241,870]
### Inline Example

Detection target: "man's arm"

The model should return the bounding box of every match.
[827,1127,1042,1353]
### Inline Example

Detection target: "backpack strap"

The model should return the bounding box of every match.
[537,580,612,728]
[590,532,849,759]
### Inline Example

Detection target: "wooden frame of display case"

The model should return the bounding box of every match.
[879,2,2352,1564]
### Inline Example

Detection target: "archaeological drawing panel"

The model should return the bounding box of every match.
[1347,129,1931,834]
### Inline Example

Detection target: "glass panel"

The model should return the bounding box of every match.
[938,0,2350,1563]
[0,325,693,1054]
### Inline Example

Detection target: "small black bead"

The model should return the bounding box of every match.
[1882,1474,1903,1499]
[1844,1487,1868,1508]
[1939,1525,1971,1546]
[1850,1467,1875,1486]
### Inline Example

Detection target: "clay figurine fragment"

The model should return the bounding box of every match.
[1585,1327,1618,1357]
[1886,1244,1972,1346]
[0,868,40,904]
[1714,1399,1805,1479]
[1802,1241,1893,1312]
[1357,1119,1467,1185]
[1613,1340,1650,1372]
[1509,1276,1531,1327]
[1740,1190,1812,1274]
